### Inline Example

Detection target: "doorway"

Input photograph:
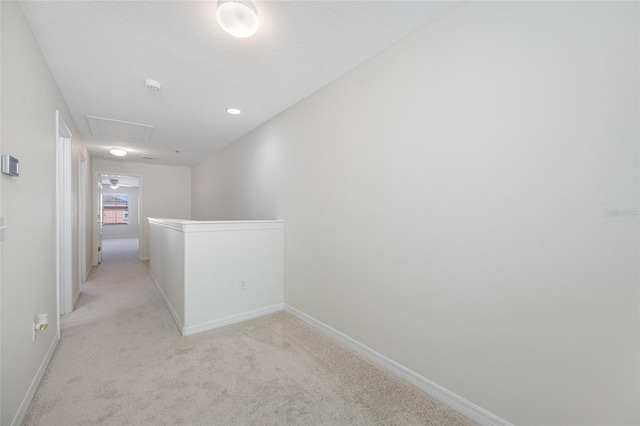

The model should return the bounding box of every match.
[79,152,87,281]
[98,174,141,263]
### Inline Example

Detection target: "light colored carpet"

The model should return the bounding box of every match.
[24,260,476,426]
[101,237,139,263]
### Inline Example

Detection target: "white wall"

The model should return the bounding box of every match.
[93,159,191,261]
[101,186,139,239]
[1,2,92,424]
[149,223,185,327]
[191,2,639,425]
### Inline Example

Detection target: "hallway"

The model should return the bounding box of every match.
[23,260,473,425]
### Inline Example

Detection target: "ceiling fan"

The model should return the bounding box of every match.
[106,178,134,189]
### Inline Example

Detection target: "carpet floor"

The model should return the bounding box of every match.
[100,237,139,263]
[24,259,475,426]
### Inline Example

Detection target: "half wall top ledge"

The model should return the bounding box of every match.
[147,218,284,233]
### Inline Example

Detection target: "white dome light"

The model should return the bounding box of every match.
[109,148,127,157]
[226,108,242,115]
[216,0,259,38]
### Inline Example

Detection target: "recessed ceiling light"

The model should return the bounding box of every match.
[109,148,127,157]
[226,108,241,115]
[216,0,259,38]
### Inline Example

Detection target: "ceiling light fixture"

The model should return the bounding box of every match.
[109,179,120,189]
[109,148,127,157]
[216,0,259,38]
[226,108,242,115]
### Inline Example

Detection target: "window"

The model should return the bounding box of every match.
[103,194,129,225]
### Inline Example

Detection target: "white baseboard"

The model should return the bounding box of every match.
[149,271,282,337]
[11,334,59,426]
[72,289,81,309]
[149,272,185,336]
[183,304,284,336]
[283,304,511,426]
[84,264,93,281]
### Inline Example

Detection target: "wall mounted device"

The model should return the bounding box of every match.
[1,155,19,176]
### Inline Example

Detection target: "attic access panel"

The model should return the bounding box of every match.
[86,115,154,143]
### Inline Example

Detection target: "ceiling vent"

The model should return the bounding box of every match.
[86,115,154,143]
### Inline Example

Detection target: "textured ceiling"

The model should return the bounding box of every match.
[20,0,459,167]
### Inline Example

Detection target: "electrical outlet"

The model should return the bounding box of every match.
[239,280,247,291]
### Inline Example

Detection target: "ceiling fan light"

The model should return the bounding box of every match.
[216,0,259,38]
[109,148,127,157]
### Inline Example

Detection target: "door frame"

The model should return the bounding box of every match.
[79,151,87,282]
[92,171,101,266]
[56,111,73,323]
[93,171,143,264]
